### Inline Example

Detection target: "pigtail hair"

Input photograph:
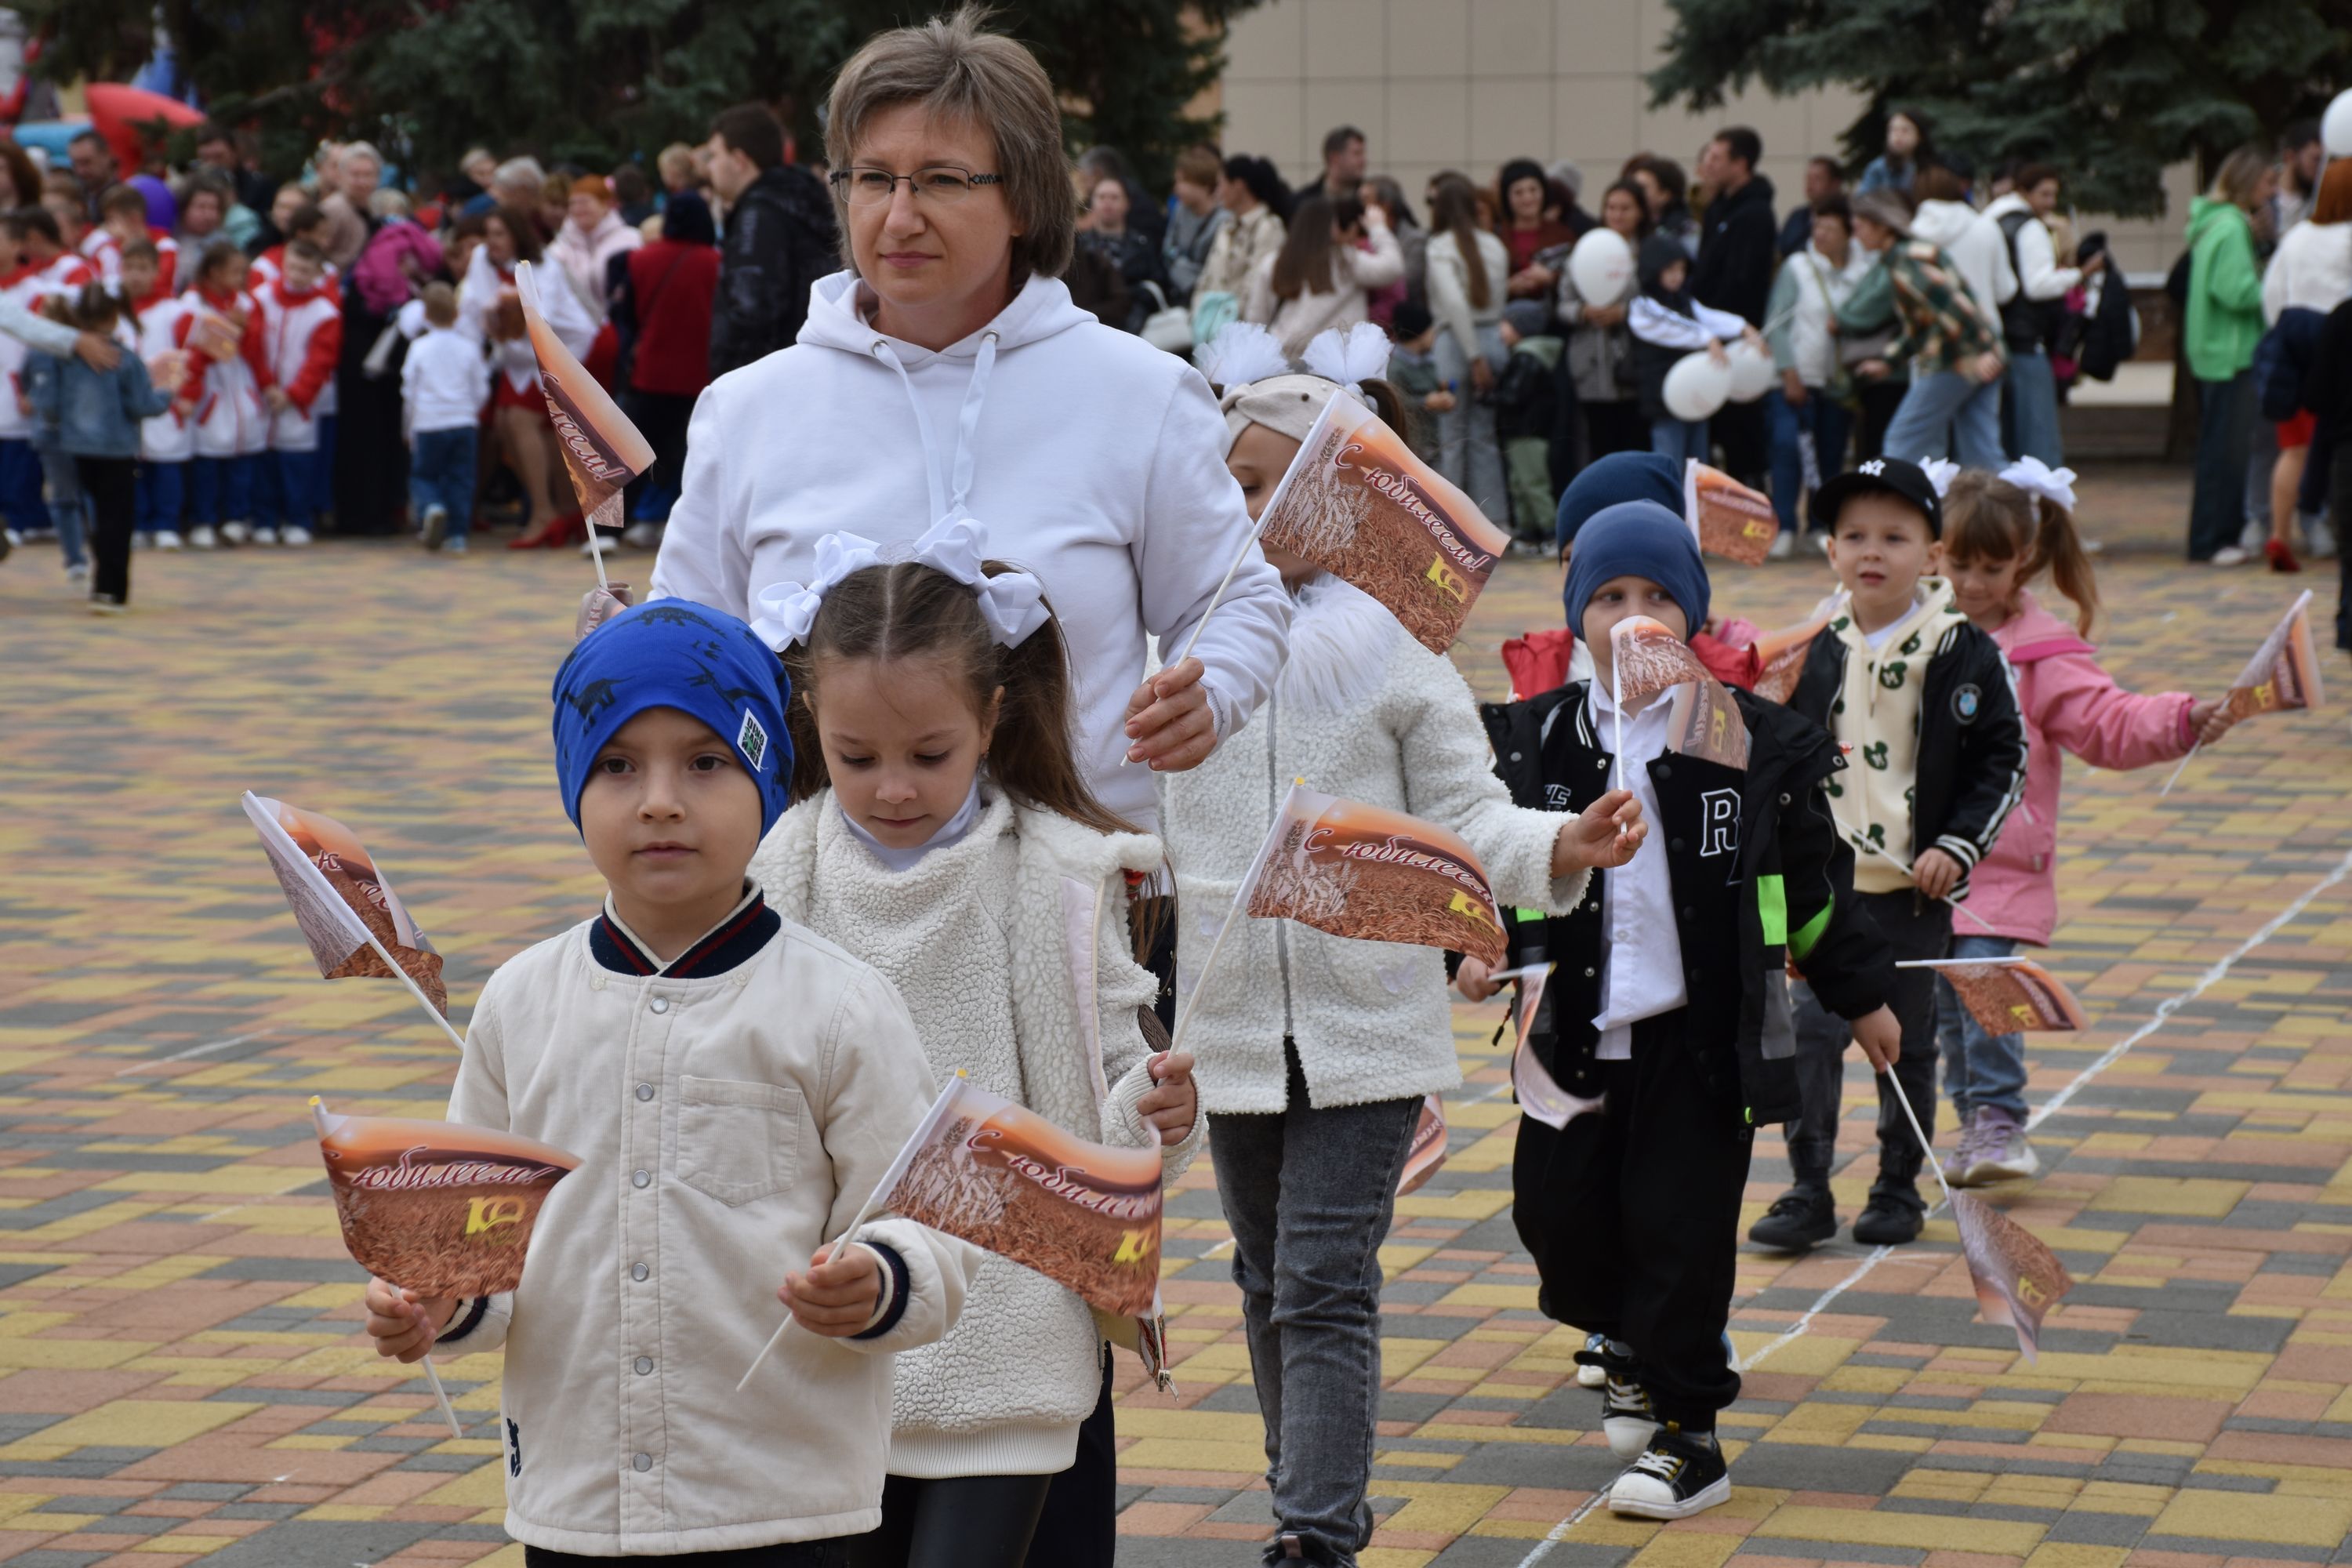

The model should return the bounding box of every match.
[2027,495,2100,637]
[981,572,1140,840]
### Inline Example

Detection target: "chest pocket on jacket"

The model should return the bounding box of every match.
[675,1076,802,1207]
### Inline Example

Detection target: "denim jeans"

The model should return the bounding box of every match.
[1936,935,2026,1122]
[1650,416,1709,465]
[136,459,185,535]
[1882,369,2005,469]
[1766,386,1850,534]
[1434,323,1507,523]
[1210,1045,1422,1566]
[2003,350,2063,466]
[409,427,480,539]
[0,437,50,535]
[32,430,85,568]
[191,454,256,526]
[267,449,319,529]
[2189,372,2255,560]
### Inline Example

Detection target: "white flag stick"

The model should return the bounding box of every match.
[418,1357,464,1440]
[358,927,469,1052]
[1485,962,1556,986]
[1845,833,1998,934]
[736,1076,968,1392]
[1884,1059,1956,1208]
[1895,956,2029,970]
[1610,658,1626,797]
[2157,742,2200,798]
[1175,519,1265,667]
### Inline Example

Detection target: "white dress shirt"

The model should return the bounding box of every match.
[1589,684,1688,1060]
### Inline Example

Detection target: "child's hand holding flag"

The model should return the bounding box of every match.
[1553,788,1646,873]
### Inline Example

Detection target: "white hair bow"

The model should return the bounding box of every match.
[1915,456,1960,498]
[1301,321,1392,401]
[1998,456,2078,511]
[909,515,1051,647]
[753,530,884,651]
[1194,321,1290,390]
[751,518,1049,651]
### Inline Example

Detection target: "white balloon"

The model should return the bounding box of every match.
[1566,228,1635,306]
[1662,351,1733,423]
[1726,339,1776,402]
[2325,89,2352,158]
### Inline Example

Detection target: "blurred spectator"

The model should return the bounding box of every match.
[549,173,641,329]
[1075,146,1163,250]
[702,102,836,379]
[1780,155,1846,257]
[1497,158,1574,307]
[194,123,274,216]
[612,192,720,549]
[67,129,117,222]
[1295,124,1367,208]
[1161,146,1229,304]
[1077,174,1168,332]
[1193,154,1287,313]
[1628,154,1697,256]
[612,165,658,228]
[1241,191,1401,357]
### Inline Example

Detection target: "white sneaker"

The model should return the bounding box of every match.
[2209,546,2250,567]
[1959,1108,2040,1185]
[444,535,468,555]
[220,520,252,545]
[65,560,89,581]
[155,529,183,550]
[622,521,662,550]
[580,531,614,557]
[1766,529,1795,561]
[1577,1332,1610,1388]
[189,524,218,549]
[250,524,279,546]
[2239,518,2268,552]
[2,528,20,548]
[420,505,448,551]
[281,524,313,546]
[132,530,152,551]
[2306,515,2337,561]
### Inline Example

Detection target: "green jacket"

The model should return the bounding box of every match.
[2183,196,2266,381]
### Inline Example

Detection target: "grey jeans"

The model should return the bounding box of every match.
[1209,1044,1421,1566]
[1784,888,1951,1192]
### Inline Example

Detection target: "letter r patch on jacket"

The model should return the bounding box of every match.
[1699,787,1740,858]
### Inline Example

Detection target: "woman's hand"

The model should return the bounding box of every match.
[1973,351,2005,383]
[1137,1051,1197,1145]
[363,1279,456,1363]
[1553,786,1645,875]
[780,1243,882,1338]
[1586,303,1625,328]
[1782,368,1808,406]
[2188,699,2238,746]
[1469,354,1497,395]
[1706,339,1730,367]
[1125,657,1217,771]
[1425,387,1457,413]
[1455,955,1500,1003]
[74,331,123,372]
[1856,357,1892,381]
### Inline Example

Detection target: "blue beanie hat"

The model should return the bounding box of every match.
[1561,501,1712,637]
[1555,452,1683,554]
[550,600,795,837]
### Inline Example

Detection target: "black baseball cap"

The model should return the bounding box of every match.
[1811,456,1944,538]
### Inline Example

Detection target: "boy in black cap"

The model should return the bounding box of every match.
[1750,458,2026,1252]
[1475,499,1896,1519]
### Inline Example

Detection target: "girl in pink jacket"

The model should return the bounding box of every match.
[1936,463,2238,1186]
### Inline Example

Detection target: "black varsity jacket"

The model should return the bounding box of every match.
[1785,615,2028,902]
[1481,683,1894,1129]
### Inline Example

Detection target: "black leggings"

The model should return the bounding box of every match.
[851,1473,1052,1568]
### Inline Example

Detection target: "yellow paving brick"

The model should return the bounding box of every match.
[2087,1176,2250,1216]
[2149,1490,2352,1548]
[419,1462,510,1510]
[1754,1505,2045,1555]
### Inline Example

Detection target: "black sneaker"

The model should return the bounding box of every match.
[1853,1180,1926,1245]
[1748,1184,1836,1251]
[1608,1427,1730,1519]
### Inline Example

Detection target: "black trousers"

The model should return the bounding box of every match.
[1582,400,1648,467]
[1512,1008,1752,1428]
[1785,888,1951,1188]
[1855,379,1907,463]
[76,456,136,603]
[528,1541,847,1566]
[1022,1344,1116,1568]
[851,1472,1053,1568]
[2333,442,2352,655]
[620,389,696,526]
[1712,397,1768,488]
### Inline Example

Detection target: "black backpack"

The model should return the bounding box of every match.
[1995,209,2067,353]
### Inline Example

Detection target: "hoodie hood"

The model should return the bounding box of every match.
[1909,199,1977,248]
[2186,194,2245,245]
[1991,588,2096,662]
[1638,233,1691,302]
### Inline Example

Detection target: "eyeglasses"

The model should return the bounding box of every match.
[829,165,1004,206]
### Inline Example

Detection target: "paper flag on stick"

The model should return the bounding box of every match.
[1396,1094,1450,1196]
[873,1076,1163,1318]
[1611,615,1718,708]
[241,793,461,1047]
[1255,390,1512,652]
[1684,460,1778,566]
[2161,590,2322,797]
[515,261,654,565]
[1750,615,1830,705]
[1238,782,1510,968]
[312,1098,580,1299]
[1511,964,1606,1129]
[1666,674,1752,771]
[1898,957,2088,1034]
[1952,1191,2074,1362]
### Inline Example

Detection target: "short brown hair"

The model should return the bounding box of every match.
[710,103,782,171]
[1915,162,1968,203]
[121,238,159,264]
[422,280,458,327]
[1174,145,1222,192]
[100,183,148,220]
[285,238,325,267]
[824,4,1075,282]
[2014,163,2060,194]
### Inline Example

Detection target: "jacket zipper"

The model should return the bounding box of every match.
[1267,696,1294,1040]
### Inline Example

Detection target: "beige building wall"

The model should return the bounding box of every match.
[1215,0,2190,277]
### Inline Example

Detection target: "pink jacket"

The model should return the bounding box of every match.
[1957,591,2197,945]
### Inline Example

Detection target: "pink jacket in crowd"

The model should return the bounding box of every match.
[1958,590,2198,946]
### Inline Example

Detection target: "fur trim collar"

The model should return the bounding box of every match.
[1274,574,1404,717]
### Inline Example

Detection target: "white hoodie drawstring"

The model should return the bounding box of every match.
[868,328,1001,526]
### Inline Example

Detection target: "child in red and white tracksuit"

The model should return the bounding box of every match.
[174,245,273,547]
[255,241,341,546]
[89,187,180,297]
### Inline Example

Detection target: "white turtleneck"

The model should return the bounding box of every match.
[837,779,988,871]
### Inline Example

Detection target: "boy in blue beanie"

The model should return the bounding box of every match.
[1475,503,1896,1520]
[361,599,977,1562]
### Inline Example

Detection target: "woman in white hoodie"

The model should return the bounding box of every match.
[1908,165,2015,354]
[1166,325,1644,1568]
[749,525,1200,1568]
[652,9,1290,830]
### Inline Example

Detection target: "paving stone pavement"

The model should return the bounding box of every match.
[2,465,2350,1568]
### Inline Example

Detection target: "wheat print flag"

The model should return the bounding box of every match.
[1396,1095,1450,1196]
[1510,964,1606,1130]
[1257,390,1512,652]
[1239,784,1510,968]
[1750,615,1831,705]
[1953,1192,2074,1361]
[2161,590,2322,795]
[515,262,655,545]
[1900,956,2088,1035]
[1683,461,1778,566]
[241,792,459,1045]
